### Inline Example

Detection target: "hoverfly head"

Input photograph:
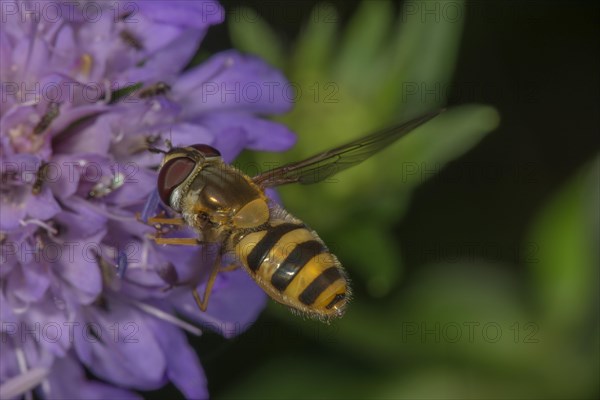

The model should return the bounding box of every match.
[156,144,221,209]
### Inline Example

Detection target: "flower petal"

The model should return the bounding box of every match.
[197,111,296,154]
[0,197,26,230]
[175,50,293,116]
[172,268,267,338]
[52,199,107,241]
[143,303,209,399]
[54,115,113,155]
[45,355,141,400]
[74,299,167,389]
[54,229,105,305]
[20,296,72,357]
[0,367,49,400]
[102,166,157,206]
[25,187,61,221]
[7,262,50,303]
[120,30,205,84]
[136,1,224,29]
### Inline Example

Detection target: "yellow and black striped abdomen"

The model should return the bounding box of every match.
[234,222,349,319]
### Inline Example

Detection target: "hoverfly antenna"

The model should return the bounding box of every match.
[147,146,167,154]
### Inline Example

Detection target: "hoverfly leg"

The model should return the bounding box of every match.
[152,237,199,246]
[192,289,208,312]
[192,253,222,312]
[147,216,186,226]
[219,264,239,273]
[143,212,195,245]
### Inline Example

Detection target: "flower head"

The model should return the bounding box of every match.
[0,1,295,398]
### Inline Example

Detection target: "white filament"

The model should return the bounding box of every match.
[19,219,58,235]
[130,299,202,337]
[0,367,49,400]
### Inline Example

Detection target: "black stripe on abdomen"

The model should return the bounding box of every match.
[299,267,342,305]
[246,223,301,272]
[271,240,325,291]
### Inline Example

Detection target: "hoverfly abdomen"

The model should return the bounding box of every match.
[233,218,349,319]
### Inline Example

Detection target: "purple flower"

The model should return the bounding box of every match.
[0,1,295,399]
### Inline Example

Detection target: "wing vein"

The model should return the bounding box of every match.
[253,109,444,187]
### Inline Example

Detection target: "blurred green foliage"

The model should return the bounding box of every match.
[214,1,599,399]
[218,154,599,400]
[231,0,499,297]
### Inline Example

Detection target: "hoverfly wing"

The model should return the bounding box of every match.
[253,109,444,187]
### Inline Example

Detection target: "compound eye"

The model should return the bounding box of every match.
[157,157,196,206]
[189,144,221,158]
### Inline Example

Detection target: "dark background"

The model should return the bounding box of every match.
[149,1,599,398]
[202,0,599,273]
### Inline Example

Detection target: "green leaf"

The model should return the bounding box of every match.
[267,260,598,398]
[527,156,599,331]
[268,261,533,366]
[385,104,500,189]
[333,1,394,92]
[228,7,285,68]
[335,224,403,297]
[108,82,142,104]
[378,367,540,399]
[214,356,379,400]
[289,3,339,81]
[375,0,466,120]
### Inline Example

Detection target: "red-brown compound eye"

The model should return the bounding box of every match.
[157,157,196,206]
[189,144,221,157]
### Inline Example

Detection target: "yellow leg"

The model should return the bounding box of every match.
[219,264,239,273]
[192,255,222,312]
[152,237,199,246]
[148,216,186,226]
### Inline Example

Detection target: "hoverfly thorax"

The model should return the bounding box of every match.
[157,143,270,236]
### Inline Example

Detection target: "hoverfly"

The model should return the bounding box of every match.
[147,110,443,320]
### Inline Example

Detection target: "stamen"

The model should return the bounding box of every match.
[180,299,226,330]
[15,346,28,374]
[14,347,33,400]
[79,53,93,77]
[139,239,150,268]
[102,79,112,103]
[0,367,49,400]
[128,299,202,336]
[19,219,58,235]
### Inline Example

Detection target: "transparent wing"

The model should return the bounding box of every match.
[253,109,444,187]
